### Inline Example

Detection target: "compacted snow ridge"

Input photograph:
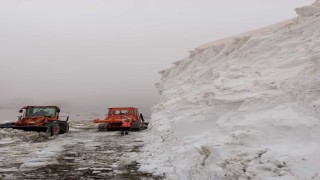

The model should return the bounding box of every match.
[140,1,320,179]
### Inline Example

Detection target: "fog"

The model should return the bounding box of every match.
[0,0,313,115]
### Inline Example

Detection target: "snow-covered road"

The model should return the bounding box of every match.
[0,121,162,180]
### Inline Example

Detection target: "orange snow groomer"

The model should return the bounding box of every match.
[93,107,148,131]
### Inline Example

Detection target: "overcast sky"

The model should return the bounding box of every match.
[0,0,314,115]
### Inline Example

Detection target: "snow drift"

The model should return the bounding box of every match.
[140,1,320,179]
[0,129,48,144]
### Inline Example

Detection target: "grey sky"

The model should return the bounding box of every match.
[0,0,313,115]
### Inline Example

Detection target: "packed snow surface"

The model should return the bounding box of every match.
[140,1,320,179]
[0,120,160,179]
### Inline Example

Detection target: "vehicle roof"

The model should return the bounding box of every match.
[22,106,60,109]
[108,107,138,110]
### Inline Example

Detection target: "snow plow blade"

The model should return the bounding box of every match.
[0,124,48,133]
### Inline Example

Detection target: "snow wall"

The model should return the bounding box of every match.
[139,1,320,180]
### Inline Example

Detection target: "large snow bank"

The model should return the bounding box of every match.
[140,1,320,179]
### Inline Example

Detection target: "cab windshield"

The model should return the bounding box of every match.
[25,107,56,118]
[113,110,129,115]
